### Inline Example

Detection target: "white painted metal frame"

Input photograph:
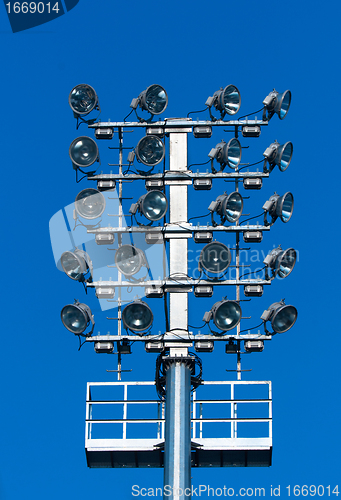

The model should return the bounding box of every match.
[85,380,272,453]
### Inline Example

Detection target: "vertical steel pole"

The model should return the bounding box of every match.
[163,126,192,500]
[164,360,192,499]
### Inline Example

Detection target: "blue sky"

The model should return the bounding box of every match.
[0,1,340,499]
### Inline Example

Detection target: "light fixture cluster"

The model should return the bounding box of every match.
[60,83,298,348]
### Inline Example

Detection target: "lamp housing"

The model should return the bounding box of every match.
[122,300,154,334]
[261,300,297,334]
[209,138,242,170]
[263,141,293,172]
[115,245,147,277]
[204,299,242,332]
[131,190,168,222]
[60,249,92,282]
[75,188,106,220]
[263,192,294,225]
[206,85,241,116]
[131,84,168,115]
[263,89,291,120]
[198,241,231,275]
[209,192,243,223]
[61,301,94,335]
[69,84,98,116]
[263,246,297,279]
[135,135,165,167]
[69,136,99,169]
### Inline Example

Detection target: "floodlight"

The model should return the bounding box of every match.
[129,190,168,222]
[208,191,243,224]
[263,192,294,226]
[263,89,291,121]
[75,188,105,220]
[261,300,297,334]
[60,249,92,282]
[69,136,99,169]
[135,135,165,167]
[263,141,293,172]
[122,300,153,334]
[61,300,94,335]
[115,245,147,277]
[203,299,242,332]
[264,246,297,279]
[198,241,231,275]
[69,84,98,116]
[208,138,242,171]
[206,85,241,119]
[130,84,168,118]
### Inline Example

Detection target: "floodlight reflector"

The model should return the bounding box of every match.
[221,192,244,222]
[140,84,168,115]
[212,300,242,331]
[262,301,297,333]
[122,300,153,334]
[263,89,291,120]
[275,90,291,120]
[61,302,93,334]
[199,242,231,274]
[206,85,241,116]
[263,192,294,225]
[69,84,98,116]
[219,85,241,115]
[210,139,242,170]
[75,188,105,220]
[115,245,145,277]
[135,135,165,167]
[276,192,294,222]
[140,190,168,221]
[69,137,99,168]
[264,246,297,279]
[277,248,296,278]
[263,141,293,172]
[61,249,91,281]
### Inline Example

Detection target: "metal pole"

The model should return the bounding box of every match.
[163,125,192,500]
[164,360,192,499]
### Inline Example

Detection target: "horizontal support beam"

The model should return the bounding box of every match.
[86,418,271,423]
[89,119,269,129]
[87,224,270,234]
[85,333,271,342]
[88,278,271,287]
[88,171,269,181]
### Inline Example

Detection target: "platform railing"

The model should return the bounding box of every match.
[85,380,272,443]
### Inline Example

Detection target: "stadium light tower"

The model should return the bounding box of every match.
[51,83,298,500]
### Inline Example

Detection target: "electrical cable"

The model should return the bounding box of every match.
[237,158,264,171]
[237,107,265,121]
[239,212,265,225]
[186,107,209,118]
[239,265,266,279]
